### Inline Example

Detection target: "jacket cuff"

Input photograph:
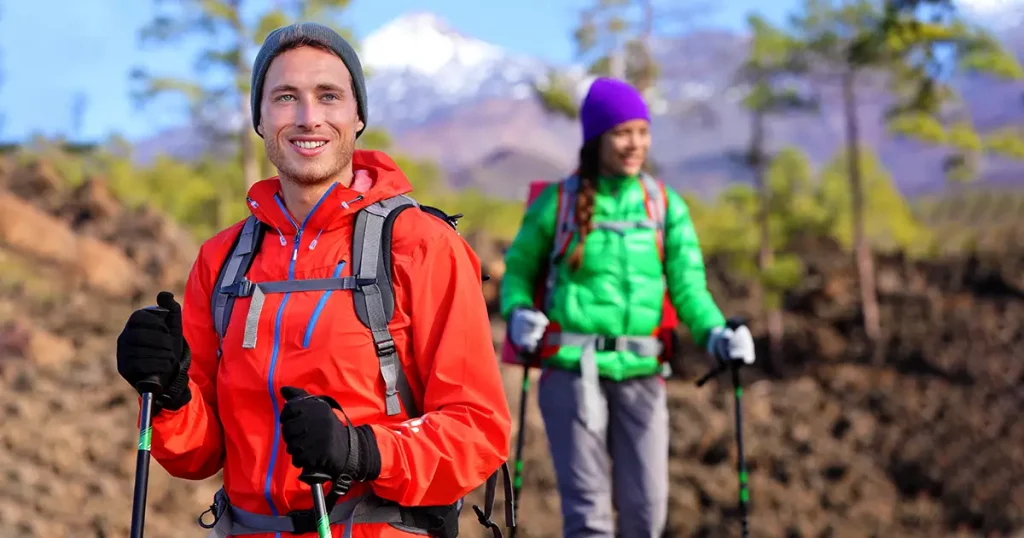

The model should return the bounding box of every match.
[501,300,532,321]
[354,424,381,481]
[156,349,193,413]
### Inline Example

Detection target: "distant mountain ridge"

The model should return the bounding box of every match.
[132,11,1024,201]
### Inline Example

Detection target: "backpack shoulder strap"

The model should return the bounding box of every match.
[539,175,579,312]
[639,173,667,260]
[211,215,265,349]
[553,174,580,256]
[355,196,518,537]
[351,194,419,417]
[351,195,478,417]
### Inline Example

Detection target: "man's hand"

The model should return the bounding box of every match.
[706,323,756,365]
[279,387,381,482]
[116,291,192,412]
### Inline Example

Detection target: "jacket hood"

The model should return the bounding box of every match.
[245,150,413,235]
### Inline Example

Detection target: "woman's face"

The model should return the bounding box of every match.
[598,119,651,177]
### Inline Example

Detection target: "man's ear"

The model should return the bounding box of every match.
[355,119,364,132]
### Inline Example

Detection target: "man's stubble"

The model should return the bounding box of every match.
[264,132,355,187]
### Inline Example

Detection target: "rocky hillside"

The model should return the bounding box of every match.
[0,160,1022,537]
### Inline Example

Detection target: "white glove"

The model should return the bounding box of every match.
[508,308,549,353]
[706,324,755,365]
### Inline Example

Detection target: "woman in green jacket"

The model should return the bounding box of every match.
[500,77,756,538]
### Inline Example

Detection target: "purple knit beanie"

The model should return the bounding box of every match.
[580,77,650,142]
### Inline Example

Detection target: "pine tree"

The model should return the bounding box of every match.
[879,0,1024,183]
[736,13,817,364]
[789,0,893,342]
[534,0,667,119]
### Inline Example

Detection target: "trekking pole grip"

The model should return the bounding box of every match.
[299,470,332,485]
[136,305,170,395]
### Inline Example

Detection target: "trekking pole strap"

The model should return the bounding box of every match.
[472,462,516,538]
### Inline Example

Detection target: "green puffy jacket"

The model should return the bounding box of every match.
[500,174,725,381]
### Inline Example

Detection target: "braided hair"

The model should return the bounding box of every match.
[567,138,602,271]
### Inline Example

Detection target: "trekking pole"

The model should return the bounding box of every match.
[509,351,536,538]
[129,305,168,538]
[298,471,333,538]
[696,319,750,538]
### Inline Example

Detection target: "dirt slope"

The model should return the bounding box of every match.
[0,160,1021,537]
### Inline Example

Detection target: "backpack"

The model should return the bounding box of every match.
[209,193,514,538]
[499,174,680,367]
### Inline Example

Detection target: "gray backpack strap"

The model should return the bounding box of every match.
[554,174,580,245]
[542,175,579,312]
[639,173,667,264]
[640,172,666,229]
[211,215,264,349]
[352,195,420,417]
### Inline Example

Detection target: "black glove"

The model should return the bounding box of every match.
[116,291,192,413]
[279,386,381,485]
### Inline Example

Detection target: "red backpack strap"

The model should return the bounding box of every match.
[540,175,579,313]
[639,173,667,262]
[552,175,578,258]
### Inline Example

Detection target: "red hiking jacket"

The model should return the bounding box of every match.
[147,150,512,537]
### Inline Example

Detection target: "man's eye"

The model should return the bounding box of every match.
[321,94,338,101]
[276,95,295,102]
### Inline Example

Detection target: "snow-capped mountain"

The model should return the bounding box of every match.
[358,12,732,129]
[957,0,1023,29]
[360,12,552,128]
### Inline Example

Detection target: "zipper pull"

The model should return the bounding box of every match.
[309,229,324,251]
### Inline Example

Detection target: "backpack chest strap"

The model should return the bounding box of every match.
[592,219,660,233]
[228,276,366,349]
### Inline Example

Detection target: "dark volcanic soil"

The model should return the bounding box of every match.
[0,160,1021,537]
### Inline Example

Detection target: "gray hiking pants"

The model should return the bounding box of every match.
[538,368,669,538]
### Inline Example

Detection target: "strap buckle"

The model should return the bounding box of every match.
[375,338,396,357]
[595,336,623,353]
[221,278,255,298]
[287,508,318,535]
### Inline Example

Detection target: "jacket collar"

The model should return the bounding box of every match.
[245,150,413,235]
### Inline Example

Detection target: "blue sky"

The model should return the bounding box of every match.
[0,0,796,143]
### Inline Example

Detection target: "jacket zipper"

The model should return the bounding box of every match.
[303,260,346,347]
[262,184,337,516]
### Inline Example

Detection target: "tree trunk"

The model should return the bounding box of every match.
[239,92,261,190]
[634,0,655,94]
[751,110,785,368]
[608,47,626,80]
[841,71,881,342]
[228,2,260,191]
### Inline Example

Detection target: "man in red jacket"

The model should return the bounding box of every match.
[115,22,511,537]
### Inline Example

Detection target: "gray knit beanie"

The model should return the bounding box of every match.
[250,22,367,138]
